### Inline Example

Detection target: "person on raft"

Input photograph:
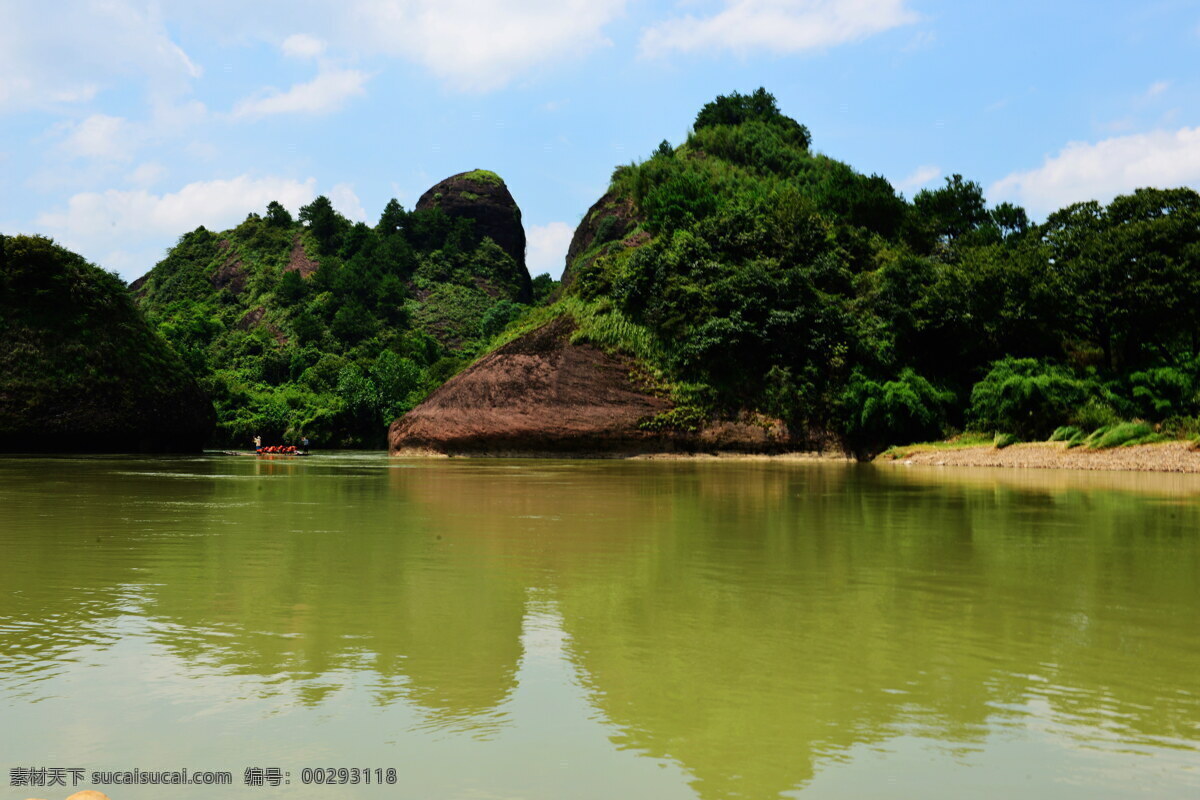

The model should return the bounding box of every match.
[253,434,262,453]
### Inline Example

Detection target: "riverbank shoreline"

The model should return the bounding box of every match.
[390,446,853,461]
[394,440,1200,472]
[880,440,1200,473]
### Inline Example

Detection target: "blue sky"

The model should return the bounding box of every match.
[3,0,1199,281]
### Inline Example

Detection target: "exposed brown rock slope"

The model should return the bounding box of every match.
[389,317,805,457]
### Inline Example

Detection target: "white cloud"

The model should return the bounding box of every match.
[0,0,200,111]
[348,0,627,91]
[895,164,940,193]
[233,67,370,117]
[40,100,206,183]
[526,221,574,280]
[329,183,368,222]
[990,127,1200,216]
[119,0,624,92]
[126,162,168,188]
[1145,80,1169,98]
[35,175,318,278]
[60,115,138,161]
[640,0,918,57]
[281,33,326,58]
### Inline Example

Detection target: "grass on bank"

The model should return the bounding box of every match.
[880,432,994,460]
[880,420,1191,460]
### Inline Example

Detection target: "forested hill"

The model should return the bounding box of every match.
[133,89,1200,456]
[134,170,555,448]
[548,88,1200,454]
[1,234,213,452]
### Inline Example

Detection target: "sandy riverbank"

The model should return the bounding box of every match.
[884,440,1200,473]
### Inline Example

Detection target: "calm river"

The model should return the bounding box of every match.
[1,455,1198,799]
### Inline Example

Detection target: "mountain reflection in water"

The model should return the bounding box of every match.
[1,455,1198,799]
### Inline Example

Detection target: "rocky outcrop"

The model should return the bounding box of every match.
[284,234,319,277]
[0,234,214,452]
[211,239,246,295]
[127,271,150,296]
[236,305,287,345]
[415,170,531,301]
[388,317,805,457]
[561,191,641,290]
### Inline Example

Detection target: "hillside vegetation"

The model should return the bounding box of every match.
[135,178,554,448]
[0,234,213,451]
[558,88,1200,455]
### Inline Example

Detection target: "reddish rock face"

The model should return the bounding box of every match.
[415,171,531,301]
[283,234,319,278]
[390,317,669,455]
[388,317,805,457]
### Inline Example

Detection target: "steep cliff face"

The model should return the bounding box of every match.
[388,316,803,456]
[416,170,532,301]
[0,234,214,452]
[560,191,641,291]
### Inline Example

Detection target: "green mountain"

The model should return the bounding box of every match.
[0,234,213,452]
[395,88,1200,456]
[133,172,554,449]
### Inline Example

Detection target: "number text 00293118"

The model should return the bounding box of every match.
[300,768,398,785]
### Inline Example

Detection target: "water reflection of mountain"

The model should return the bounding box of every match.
[0,458,226,689]
[134,460,528,731]
[551,466,1200,798]
[390,461,1200,799]
[2,458,1198,799]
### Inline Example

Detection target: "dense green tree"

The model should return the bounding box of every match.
[277,269,307,305]
[990,202,1029,240]
[266,200,293,228]
[480,299,523,338]
[841,369,954,455]
[694,87,811,149]
[370,350,423,422]
[968,358,1106,440]
[377,198,406,235]
[530,273,556,304]
[913,174,990,245]
[331,301,378,344]
[299,195,345,253]
[1042,188,1200,370]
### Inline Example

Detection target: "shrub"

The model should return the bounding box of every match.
[994,432,1020,449]
[1126,366,1200,419]
[480,299,525,339]
[1084,425,1112,446]
[1049,425,1082,442]
[595,215,620,245]
[1089,421,1160,449]
[330,301,378,344]
[841,368,954,453]
[639,405,706,433]
[969,358,1099,440]
[1161,415,1200,439]
[1070,397,1122,430]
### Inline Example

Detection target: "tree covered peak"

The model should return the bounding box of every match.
[693,87,811,150]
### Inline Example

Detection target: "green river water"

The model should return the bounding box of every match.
[1,454,1198,799]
